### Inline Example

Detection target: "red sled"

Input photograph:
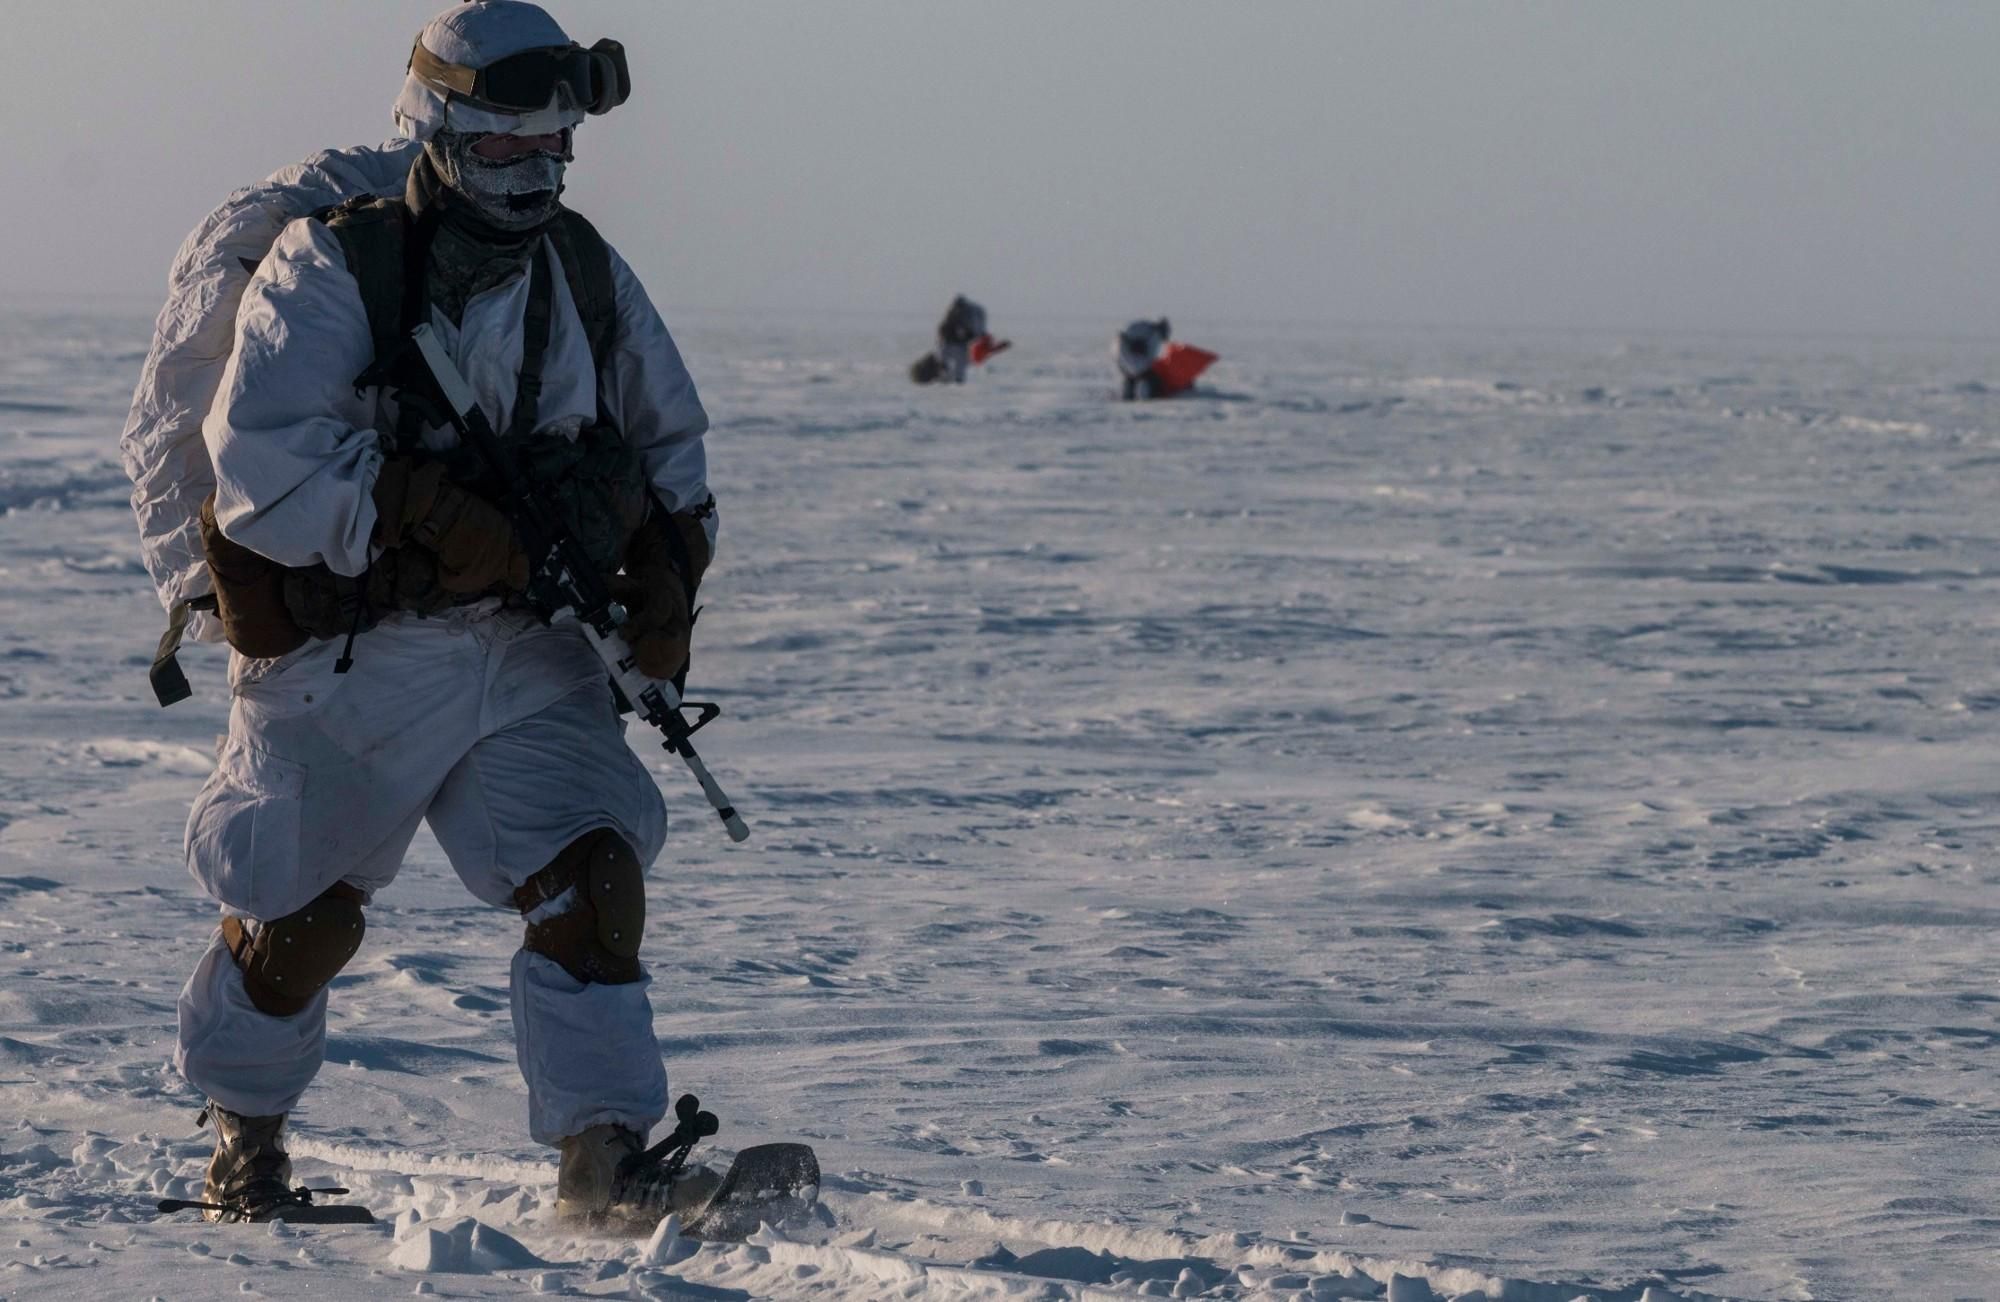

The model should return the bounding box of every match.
[970,334,1011,365]
[1150,342,1217,396]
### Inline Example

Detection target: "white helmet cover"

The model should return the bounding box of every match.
[393,0,589,141]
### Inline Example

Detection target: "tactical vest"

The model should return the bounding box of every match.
[157,200,652,696]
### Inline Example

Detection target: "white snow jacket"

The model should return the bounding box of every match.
[122,141,423,643]
[124,139,714,642]
[205,214,712,579]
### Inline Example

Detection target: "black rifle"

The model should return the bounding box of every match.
[402,322,749,843]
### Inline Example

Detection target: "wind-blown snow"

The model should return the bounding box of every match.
[3,306,2000,1298]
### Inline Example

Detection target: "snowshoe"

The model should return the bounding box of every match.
[568,1094,820,1240]
[682,1141,821,1241]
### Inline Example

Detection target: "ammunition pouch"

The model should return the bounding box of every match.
[198,491,425,657]
[430,424,650,583]
[198,493,310,660]
[202,425,649,657]
[280,545,460,643]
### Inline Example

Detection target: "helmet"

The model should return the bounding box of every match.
[393,1,630,142]
[396,2,632,231]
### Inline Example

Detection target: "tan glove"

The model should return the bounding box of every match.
[373,458,529,594]
[610,505,711,681]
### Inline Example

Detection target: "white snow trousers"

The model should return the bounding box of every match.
[174,607,671,1145]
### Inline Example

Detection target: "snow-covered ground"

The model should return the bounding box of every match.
[4,304,2000,1299]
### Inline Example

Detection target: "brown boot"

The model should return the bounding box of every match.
[556,1123,722,1227]
[199,1103,294,1223]
[556,1123,643,1221]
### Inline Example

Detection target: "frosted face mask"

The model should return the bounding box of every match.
[427,126,570,231]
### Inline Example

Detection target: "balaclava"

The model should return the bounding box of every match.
[423,125,571,233]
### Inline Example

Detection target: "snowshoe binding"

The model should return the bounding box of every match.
[558,1120,722,1227]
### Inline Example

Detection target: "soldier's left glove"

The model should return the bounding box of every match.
[610,501,712,682]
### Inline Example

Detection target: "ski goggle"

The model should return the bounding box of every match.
[410,38,631,116]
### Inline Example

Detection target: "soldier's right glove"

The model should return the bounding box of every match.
[373,458,530,594]
[609,502,713,682]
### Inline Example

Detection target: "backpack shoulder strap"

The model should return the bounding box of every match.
[314,195,412,385]
[547,208,618,378]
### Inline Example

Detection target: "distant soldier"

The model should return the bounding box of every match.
[911,294,1009,384]
[1114,317,1172,400]
[1115,317,1216,400]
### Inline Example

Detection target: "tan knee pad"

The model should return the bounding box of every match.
[222,883,367,1017]
[514,829,645,985]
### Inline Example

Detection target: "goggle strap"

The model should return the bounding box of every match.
[409,39,478,97]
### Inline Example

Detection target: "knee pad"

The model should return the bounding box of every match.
[221,883,367,1017]
[515,829,645,986]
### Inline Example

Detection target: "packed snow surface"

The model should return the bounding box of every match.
[3,306,2000,1299]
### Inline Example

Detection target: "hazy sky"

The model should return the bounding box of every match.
[4,2,1997,338]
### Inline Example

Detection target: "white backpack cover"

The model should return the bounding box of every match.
[120,139,421,649]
